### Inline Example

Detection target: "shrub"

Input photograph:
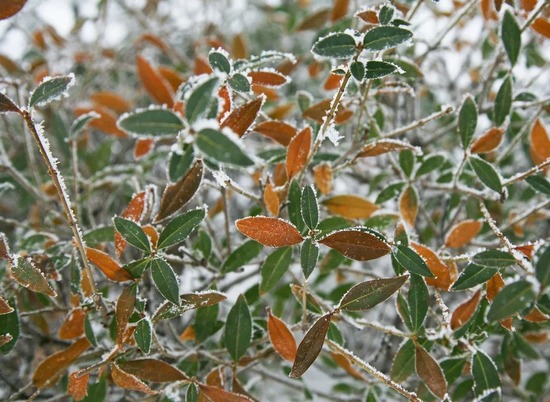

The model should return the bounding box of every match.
[1,0,550,400]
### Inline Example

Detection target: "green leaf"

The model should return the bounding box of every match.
[459,95,477,149]
[408,274,428,333]
[135,318,152,354]
[260,247,292,294]
[350,61,365,81]
[0,92,19,114]
[157,208,205,250]
[168,144,194,182]
[452,263,499,290]
[208,50,231,74]
[470,156,502,193]
[225,294,252,361]
[363,26,413,52]
[10,257,56,296]
[536,246,550,289]
[300,238,319,279]
[288,180,305,232]
[376,182,405,204]
[338,275,408,311]
[123,258,151,278]
[472,350,501,398]
[118,108,184,137]
[0,298,18,354]
[185,77,219,124]
[472,250,516,268]
[81,377,107,402]
[186,384,199,402]
[194,303,220,342]
[70,112,99,137]
[84,314,97,346]
[150,258,180,305]
[502,10,521,67]
[441,357,467,386]
[391,339,416,382]
[301,185,319,230]
[365,61,399,79]
[312,32,357,58]
[399,150,415,177]
[29,74,75,108]
[195,128,254,167]
[114,217,151,252]
[487,280,535,322]
[228,73,251,93]
[525,175,550,195]
[396,292,413,330]
[416,154,445,176]
[379,4,395,25]
[392,245,434,277]
[494,75,513,127]
[222,240,263,274]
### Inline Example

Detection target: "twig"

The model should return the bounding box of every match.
[497,108,542,163]
[503,157,550,186]
[221,187,232,255]
[382,106,454,139]
[501,198,550,231]
[425,182,501,201]
[521,0,550,32]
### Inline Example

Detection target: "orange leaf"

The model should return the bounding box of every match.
[74,106,127,138]
[116,191,147,257]
[80,269,93,297]
[286,126,311,179]
[514,244,536,260]
[313,163,333,195]
[0,0,27,20]
[399,186,418,227]
[356,139,417,158]
[486,272,505,302]
[334,108,353,124]
[451,289,481,330]
[68,371,89,401]
[524,332,548,343]
[85,247,133,282]
[32,338,90,388]
[134,138,155,159]
[480,0,498,21]
[331,0,350,21]
[116,284,136,349]
[253,120,297,146]
[232,33,248,59]
[136,55,174,107]
[269,103,294,121]
[323,195,378,219]
[531,17,550,38]
[194,55,213,75]
[331,352,365,381]
[217,85,232,122]
[0,296,14,315]
[411,243,456,290]
[308,60,324,77]
[221,97,264,137]
[319,230,391,261]
[142,225,159,250]
[267,309,297,362]
[90,91,131,114]
[356,10,379,24]
[273,162,287,187]
[521,0,537,11]
[445,220,482,248]
[0,54,20,73]
[157,66,185,92]
[248,70,289,87]
[118,359,189,382]
[179,326,195,341]
[235,216,304,247]
[324,73,343,91]
[529,119,550,165]
[296,9,331,31]
[263,179,280,216]
[58,308,86,340]
[303,99,331,122]
[252,84,279,101]
[198,383,253,402]
[135,33,170,54]
[471,127,504,154]
[523,307,549,323]
[415,343,448,399]
[111,363,158,395]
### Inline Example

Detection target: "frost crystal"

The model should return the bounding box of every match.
[324,122,343,146]
[212,170,230,188]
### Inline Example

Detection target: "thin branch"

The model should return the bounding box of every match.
[382,106,454,139]
[425,182,501,201]
[503,157,550,186]
[520,0,550,32]
[501,198,550,231]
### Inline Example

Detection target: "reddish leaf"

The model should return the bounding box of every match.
[415,343,448,399]
[471,127,504,154]
[0,296,14,315]
[399,186,418,227]
[445,220,482,248]
[486,273,505,302]
[523,307,549,323]
[356,10,379,24]
[263,178,280,216]
[74,106,127,138]
[0,92,19,114]
[198,383,253,402]
[235,216,304,247]
[480,0,498,20]
[194,55,213,75]
[134,138,155,159]
[232,33,248,59]
[331,0,350,21]
[0,0,27,20]
[248,70,289,87]
[111,363,158,395]
[136,55,174,107]
[118,359,189,382]
[331,352,365,380]
[313,163,333,195]
[451,289,481,330]
[267,309,297,362]
[32,338,90,388]
[155,160,203,222]
[532,18,550,39]
[90,91,131,114]
[221,97,264,137]
[68,371,89,401]
[303,99,352,124]
[529,119,550,165]
[116,284,136,349]
[253,120,297,146]
[0,234,10,260]
[85,247,133,282]
[217,85,232,122]
[411,243,456,290]
[356,139,416,158]
[58,308,86,340]
[142,224,159,250]
[323,73,343,90]
[135,32,170,53]
[323,195,378,220]
[319,230,391,261]
[290,312,334,378]
[157,66,185,92]
[286,126,311,179]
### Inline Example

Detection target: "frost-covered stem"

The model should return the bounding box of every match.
[302,278,308,329]
[326,340,421,401]
[20,306,69,316]
[70,136,82,223]
[479,201,533,273]
[497,108,542,163]
[452,151,469,189]
[514,96,550,109]
[20,111,104,312]
[221,187,232,255]
[425,182,501,201]
[406,0,425,21]
[221,177,261,203]
[0,159,45,201]
[521,0,550,32]
[434,289,451,331]
[382,106,454,139]
[353,318,412,338]
[503,157,550,186]
[502,198,550,231]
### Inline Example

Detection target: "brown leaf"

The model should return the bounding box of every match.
[116,191,146,257]
[155,159,203,222]
[411,243,456,290]
[267,309,297,362]
[313,163,333,195]
[0,0,27,20]
[135,32,170,53]
[324,73,343,90]
[532,17,550,39]
[319,230,391,261]
[356,139,417,158]
[235,216,304,247]
[134,138,155,159]
[296,9,331,31]
[524,332,548,343]
[445,220,482,248]
[32,337,90,388]
[523,307,549,323]
[273,162,287,187]
[0,234,11,260]
[286,126,311,179]
[232,33,248,59]
[194,55,213,75]
[331,0,350,21]
[529,119,550,165]
[142,225,159,250]
[480,0,498,20]
[85,247,133,282]
[179,326,195,341]
[74,106,127,138]
[68,371,89,401]
[450,289,481,330]
[90,91,131,114]
[157,66,185,92]
[263,179,280,216]
[116,284,136,349]
[9,257,56,297]
[356,9,379,24]
[221,97,263,137]
[303,99,351,124]
[253,120,297,146]
[198,383,253,402]
[111,363,158,395]
[290,312,334,378]
[323,195,378,220]
[58,308,86,340]
[399,186,418,227]
[252,84,278,101]
[415,343,448,399]
[248,70,289,87]
[118,359,189,382]
[331,352,364,380]
[136,55,174,107]
[471,127,504,154]
[486,272,505,302]
[0,296,14,315]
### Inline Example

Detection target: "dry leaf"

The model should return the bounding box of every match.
[194,55,213,75]
[331,0,350,21]
[111,363,158,395]
[134,138,155,159]
[90,91,131,114]
[313,163,333,195]
[356,139,416,158]
[248,70,289,87]
[451,289,481,330]
[0,0,27,20]
[486,272,505,302]
[263,179,280,216]
[319,230,391,261]
[523,307,549,323]
[286,126,311,179]
[118,359,189,382]
[356,10,379,24]
[445,220,482,248]
[221,97,263,137]
[303,99,352,124]
[217,85,232,122]
[74,106,127,138]
[142,224,159,250]
[415,343,448,399]
[399,186,418,227]
[115,191,146,257]
[331,352,364,380]
[58,308,86,340]
[68,371,89,401]
[529,119,550,165]
[198,383,253,402]
[85,247,133,282]
[267,309,297,362]
[232,33,248,59]
[480,0,498,20]
[116,284,136,349]
[9,257,56,296]
[235,216,303,247]
[324,73,343,90]
[532,18,550,39]
[411,243,456,290]
[253,120,297,146]
[323,195,378,220]
[0,296,14,315]
[157,66,185,92]
[297,9,331,31]
[471,127,504,154]
[135,32,170,53]
[136,55,174,107]
[0,234,10,260]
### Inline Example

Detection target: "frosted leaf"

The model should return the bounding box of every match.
[212,169,230,188]
[28,73,75,108]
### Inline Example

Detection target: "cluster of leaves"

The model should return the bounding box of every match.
[1,0,550,401]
